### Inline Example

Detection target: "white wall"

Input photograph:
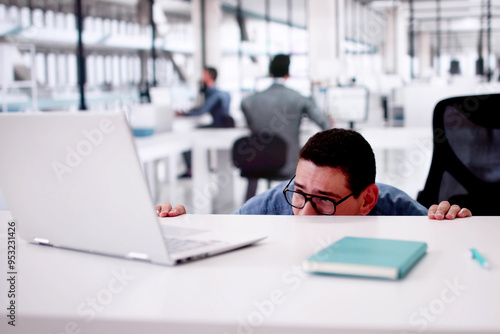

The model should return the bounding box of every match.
[401,81,500,127]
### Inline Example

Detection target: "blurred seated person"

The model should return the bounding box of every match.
[176,66,232,128]
[157,129,471,220]
[241,54,331,177]
[176,67,232,177]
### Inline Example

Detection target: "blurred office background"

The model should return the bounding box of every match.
[0,0,499,213]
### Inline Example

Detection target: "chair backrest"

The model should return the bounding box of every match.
[232,134,288,179]
[417,93,500,215]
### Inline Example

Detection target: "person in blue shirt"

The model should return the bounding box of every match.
[157,129,471,219]
[176,67,233,177]
[176,67,232,128]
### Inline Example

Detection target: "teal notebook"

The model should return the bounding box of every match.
[303,237,427,280]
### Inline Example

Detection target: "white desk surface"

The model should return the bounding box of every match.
[191,128,250,213]
[133,117,248,163]
[1,212,499,334]
[133,122,249,163]
[134,131,192,163]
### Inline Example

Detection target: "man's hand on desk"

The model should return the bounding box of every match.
[156,203,186,217]
[175,111,187,117]
[428,201,472,220]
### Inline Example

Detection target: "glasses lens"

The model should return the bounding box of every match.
[285,190,305,208]
[311,197,336,215]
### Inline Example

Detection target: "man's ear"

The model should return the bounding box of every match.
[359,184,379,216]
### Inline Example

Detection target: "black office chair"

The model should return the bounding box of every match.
[417,93,500,215]
[232,134,289,201]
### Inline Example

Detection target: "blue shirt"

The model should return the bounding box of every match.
[185,86,231,127]
[233,181,427,216]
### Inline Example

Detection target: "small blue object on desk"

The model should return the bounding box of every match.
[470,248,490,269]
[133,128,155,137]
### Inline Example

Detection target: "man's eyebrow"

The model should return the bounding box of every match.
[317,190,342,199]
[294,181,342,199]
[294,181,307,191]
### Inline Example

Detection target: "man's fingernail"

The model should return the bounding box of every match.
[170,209,177,214]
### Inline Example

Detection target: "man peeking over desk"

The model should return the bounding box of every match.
[156,129,472,220]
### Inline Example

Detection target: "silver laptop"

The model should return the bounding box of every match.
[0,111,266,265]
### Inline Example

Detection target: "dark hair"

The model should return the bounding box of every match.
[204,67,218,81]
[269,54,290,78]
[299,129,376,197]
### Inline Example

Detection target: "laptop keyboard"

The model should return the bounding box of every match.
[164,237,223,254]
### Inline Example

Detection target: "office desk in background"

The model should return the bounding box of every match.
[135,131,192,201]
[1,212,499,334]
[135,127,250,212]
[190,127,250,213]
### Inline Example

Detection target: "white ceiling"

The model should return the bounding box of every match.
[83,0,500,52]
[94,0,191,15]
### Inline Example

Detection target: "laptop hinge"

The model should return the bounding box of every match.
[127,252,151,262]
[33,238,52,246]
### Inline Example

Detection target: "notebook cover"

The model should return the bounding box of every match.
[303,237,427,280]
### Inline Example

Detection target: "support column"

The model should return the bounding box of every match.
[75,0,87,110]
[409,0,415,79]
[383,8,396,74]
[150,0,157,87]
[419,32,432,78]
[487,0,492,81]
[436,0,441,77]
[395,4,409,81]
[191,0,221,85]
[308,0,343,85]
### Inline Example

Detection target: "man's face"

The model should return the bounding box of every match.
[292,159,365,216]
[202,69,213,86]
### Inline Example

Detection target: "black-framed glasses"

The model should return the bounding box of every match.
[282,175,353,215]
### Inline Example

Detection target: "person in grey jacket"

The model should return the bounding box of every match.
[240,54,330,178]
